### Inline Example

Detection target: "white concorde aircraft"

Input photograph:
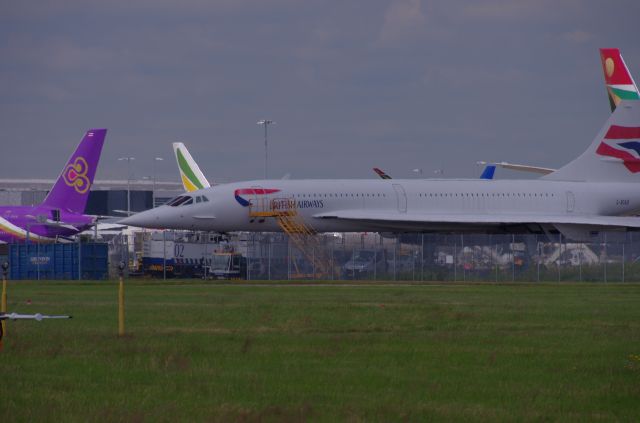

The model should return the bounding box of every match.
[122,102,640,241]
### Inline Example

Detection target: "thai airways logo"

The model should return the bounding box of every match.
[63,157,91,193]
[234,188,281,207]
[596,126,640,173]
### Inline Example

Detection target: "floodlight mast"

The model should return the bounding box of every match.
[117,157,135,215]
[153,157,164,208]
[257,120,275,179]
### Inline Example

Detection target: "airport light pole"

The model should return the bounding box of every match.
[257,120,274,179]
[153,157,163,208]
[118,157,135,216]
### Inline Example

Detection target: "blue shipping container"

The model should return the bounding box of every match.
[8,243,109,280]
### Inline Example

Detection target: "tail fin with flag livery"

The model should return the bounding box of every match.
[600,48,640,112]
[545,101,640,182]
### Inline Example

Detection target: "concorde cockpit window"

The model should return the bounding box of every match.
[167,196,195,207]
[196,196,202,203]
[202,196,209,202]
[167,196,188,206]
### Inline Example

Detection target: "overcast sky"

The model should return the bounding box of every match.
[1,0,639,184]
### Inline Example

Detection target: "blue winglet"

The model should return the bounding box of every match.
[480,165,496,180]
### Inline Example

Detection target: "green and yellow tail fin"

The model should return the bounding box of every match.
[172,142,211,192]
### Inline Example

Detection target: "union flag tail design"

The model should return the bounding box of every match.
[600,48,640,112]
[595,126,640,173]
[42,129,106,214]
[545,102,640,182]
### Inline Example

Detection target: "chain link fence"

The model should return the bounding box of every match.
[237,232,640,282]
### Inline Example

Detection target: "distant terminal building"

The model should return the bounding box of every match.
[0,179,183,215]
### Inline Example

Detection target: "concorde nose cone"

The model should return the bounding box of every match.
[119,209,158,228]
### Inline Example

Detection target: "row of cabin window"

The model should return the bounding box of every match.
[293,193,387,198]
[167,194,210,207]
[417,192,556,198]
[291,192,556,199]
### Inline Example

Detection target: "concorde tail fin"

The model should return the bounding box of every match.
[42,129,107,214]
[173,142,211,192]
[600,48,640,112]
[544,102,640,182]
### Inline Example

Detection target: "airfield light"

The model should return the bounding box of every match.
[257,120,275,179]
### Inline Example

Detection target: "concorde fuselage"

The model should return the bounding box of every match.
[122,178,640,233]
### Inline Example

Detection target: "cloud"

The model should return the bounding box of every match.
[378,0,428,46]
[460,0,560,20]
[561,29,593,43]
[0,35,118,72]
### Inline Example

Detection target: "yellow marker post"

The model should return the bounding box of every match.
[117,261,125,337]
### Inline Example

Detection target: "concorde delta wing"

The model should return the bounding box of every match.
[313,210,640,240]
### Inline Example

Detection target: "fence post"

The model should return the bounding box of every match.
[118,261,125,337]
[162,230,166,281]
[511,234,516,282]
[421,234,424,282]
[579,242,582,282]
[461,234,465,282]
[622,240,625,283]
[1,261,8,338]
[393,240,397,281]
[287,237,291,280]
[495,241,499,283]
[374,246,377,281]
[453,237,457,282]
[536,236,540,283]
[268,235,272,281]
[557,233,561,283]
[78,236,82,281]
[604,232,608,283]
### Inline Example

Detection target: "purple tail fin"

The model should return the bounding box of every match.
[42,129,107,214]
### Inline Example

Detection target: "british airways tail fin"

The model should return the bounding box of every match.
[373,167,392,180]
[600,48,639,112]
[544,102,640,182]
[173,142,211,192]
[42,129,106,213]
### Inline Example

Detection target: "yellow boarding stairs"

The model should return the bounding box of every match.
[249,197,334,278]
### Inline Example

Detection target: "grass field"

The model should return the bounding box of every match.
[1,281,640,422]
